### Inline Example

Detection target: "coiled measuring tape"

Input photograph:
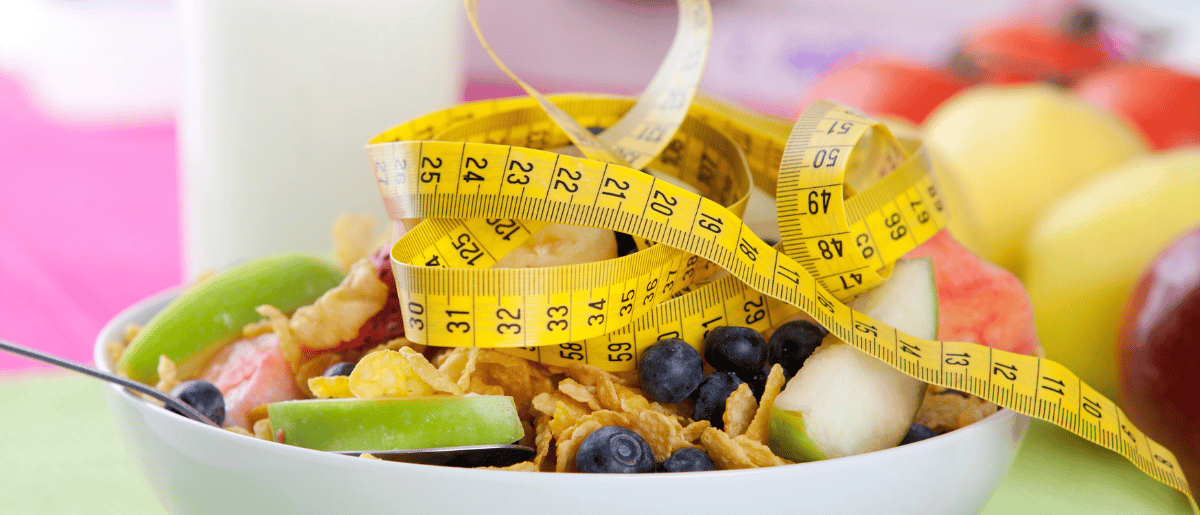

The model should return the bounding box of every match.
[365,0,1197,509]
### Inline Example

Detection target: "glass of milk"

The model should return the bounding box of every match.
[178,0,463,279]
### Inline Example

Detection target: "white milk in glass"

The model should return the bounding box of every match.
[179,0,463,279]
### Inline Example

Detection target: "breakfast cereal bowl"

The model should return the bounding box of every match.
[97,285,1029,515]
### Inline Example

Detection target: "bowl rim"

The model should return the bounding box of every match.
[95,282,1029,481]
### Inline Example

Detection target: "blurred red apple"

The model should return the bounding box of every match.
[1075,64,1200,150]
[795,57,968,125]
[952,3,1110,85]
[1118,225,1200,495]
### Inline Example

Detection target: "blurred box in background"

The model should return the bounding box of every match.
[176,0,463,279]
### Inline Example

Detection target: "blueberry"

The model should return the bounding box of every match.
[638,338,704,404]
[748,363,794,400]
[575,426,655,473]
[586,126,606,136]
[703,326,767,378]
[899,424,938,445]
[660,447,716,472]
[168,380,226,427]
[323,361,356,377]
[767,320,826,372]
[692,372,744,429]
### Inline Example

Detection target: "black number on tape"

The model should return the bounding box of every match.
[698,213,722,234]
[944,352,969,366]
[744,296,766,324]
[506,160,532,185]
[650,190,677,216]
[992,363,1018,381]
[602,178,629,199]
[1041,376,1066,396]
[818,238,843,259]
[808,190,831,214]
[739,238,758,262]
[812,148,840,168]
[827,121,853,135]
[554,167,580,193]
[856,233,876,259]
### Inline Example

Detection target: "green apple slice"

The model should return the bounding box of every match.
[769,257,936,461]
[268,396,525,452]
[117,254,344,384]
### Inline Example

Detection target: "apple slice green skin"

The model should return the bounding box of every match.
[268,396,525,452]
[768,257,937,462]
[767,407,827,461]
[117,254,344,385]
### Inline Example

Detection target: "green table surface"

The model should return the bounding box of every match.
[0,372,1193,514]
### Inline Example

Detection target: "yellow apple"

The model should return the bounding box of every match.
[923,83,1147,272]
[1022,148,1200,398]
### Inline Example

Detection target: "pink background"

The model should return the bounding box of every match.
[0,74,178,372]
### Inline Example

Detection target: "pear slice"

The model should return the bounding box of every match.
[769,258,936,461]
[117,254,344,385]
[268,396,524,452]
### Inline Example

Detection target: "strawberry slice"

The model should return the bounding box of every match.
[199,332,302,429]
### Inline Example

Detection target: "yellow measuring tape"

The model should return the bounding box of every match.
[364,0,1197,509]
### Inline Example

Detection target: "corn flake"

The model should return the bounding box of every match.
[245,404,270,428]
[240,318,273,338]
[294,352,342,398]
[723,383,757,438]
[122,324,141,344]
[916,386,1000,433]
[745,364,786,443]
[225,426,253,437]
[155,355,180,393]
[534,415,554,471]
[734,434,790,467]
[105,340,126,369]
[548,400,590,439]
[555,419,603,472]
[259,258,389,367]
[630,409,695,461]
[399,347,462,395]
[682,420,711,443]
[557,363,622,387]
[332,213,378,272]
[349,349,434,399]
[308,376,353,398]
[435,348,472,391]
[253,418,274,441]
[557,378,601,410]
[614,383,650,413]
[700,427,754,470]
[648,401,692,421]
[480,461,539,472]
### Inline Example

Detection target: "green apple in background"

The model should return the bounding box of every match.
[769,258,935,461]
[1022,148,1200,399]
[268,396,525,452]
[116,254,344,384]
[922,83,1146,273]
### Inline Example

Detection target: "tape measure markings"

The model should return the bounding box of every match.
[365,0,1199,508]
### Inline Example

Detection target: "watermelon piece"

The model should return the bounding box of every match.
[903,230,1042,357]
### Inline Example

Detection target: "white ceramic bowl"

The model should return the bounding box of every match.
[97,286,1030,515]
